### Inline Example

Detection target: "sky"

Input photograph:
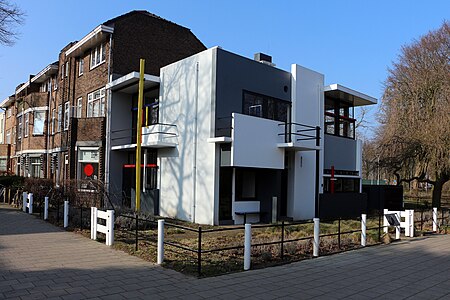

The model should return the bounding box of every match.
[0,0,448,137]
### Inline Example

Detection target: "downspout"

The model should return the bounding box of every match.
[104,33,113,199]
[192,62,199,222]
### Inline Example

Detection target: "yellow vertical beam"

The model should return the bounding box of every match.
[135,59,145,212]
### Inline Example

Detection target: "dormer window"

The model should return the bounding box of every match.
[90,44,106,69]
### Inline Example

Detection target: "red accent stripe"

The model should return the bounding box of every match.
[123,164,157,168]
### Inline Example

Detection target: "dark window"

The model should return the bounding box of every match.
[243,90,290,122]
[325,97,355,139]
[323,177,360,193]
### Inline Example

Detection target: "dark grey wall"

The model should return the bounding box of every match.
[324,134,357,170]
[214,48,291,136]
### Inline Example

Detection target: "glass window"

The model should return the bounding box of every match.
[64,102,70,130]
[18,116,22,139]
[77,97,82,118]
[0,158,7,172]
[243,91,289,122]
[78,149,99,189]
[30,157,41,178]
[24,113,29,137]
[79,58,84,76]
[33,111,45,135]
[87,88,105,117]
[90,44,105,69]
[65,62,69,77]
[51,109,56,134]
[58,105,62,132]
[6,130,11,144]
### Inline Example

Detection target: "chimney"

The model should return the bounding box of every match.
[254,53,275,67]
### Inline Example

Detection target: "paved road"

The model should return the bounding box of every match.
[0,204,449,299]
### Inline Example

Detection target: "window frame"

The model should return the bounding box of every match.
[90,44,106,70]
[17,116,22,139]
[87,88,105,117]
[79,58,84,76]
[33,111,46,135]
[24,113,29,137]
[64,101,70,130]
[57,105,62,132]
[77,97,83,118]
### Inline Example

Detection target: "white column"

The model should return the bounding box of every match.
[44,197,49,220]
[157,219,165,264]
[313,218,320,257]
[433,207,438,232]
[361,214,367,247]
[404,210,410,237]
[409,210,414,237]
[63,200,69,228]
[28,193,33,214]
[22,192,27,212]
[244,223,252,270]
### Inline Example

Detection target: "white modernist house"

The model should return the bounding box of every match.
[106,47,376,225]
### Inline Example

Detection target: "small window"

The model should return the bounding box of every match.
[64,102,70,130]
[78,149,100,189]
[33,111,45,135]
[7,107,12,118]
[77,97,83,118]
[79,58,84,76]
[24,113,29,137]
[18,116,22,139]
[6,130,11,144]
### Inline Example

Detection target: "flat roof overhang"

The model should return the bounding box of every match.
[31,64,59,84]
[324,84,377,107]
[0,96,14,108]
[106,72,160,93]
[65,25,114,57]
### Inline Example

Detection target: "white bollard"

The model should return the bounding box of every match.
[44,197,49,220]
[91,207,98,240]
[63,200,69,228]
[433,207,438,232]
[157,219,165,264]
[383,209,388,233]
[22,192,27,212]
[409,210,414,237]
[28,193,33,214]
[404,210,410,237]
[313,218,320,257]
[106,210,114,246]
[361,214,367,247]
[244,223,252,270]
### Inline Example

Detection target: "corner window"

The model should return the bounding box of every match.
[90,44,105,69]
[87,88,105,117]
[33,111,45,135]
[243,91,290,122]
[64,102,70,130]
[325,98,355,139]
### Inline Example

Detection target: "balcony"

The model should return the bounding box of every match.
[111,123,178,151]
[277,122,320,151]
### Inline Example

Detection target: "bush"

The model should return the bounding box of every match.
[0,175,25,189]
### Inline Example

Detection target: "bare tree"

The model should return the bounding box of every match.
[377,21,450,207]
[0,0,24,46]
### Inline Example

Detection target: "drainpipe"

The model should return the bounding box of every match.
[104,33,113,198]
[192,62,199,223]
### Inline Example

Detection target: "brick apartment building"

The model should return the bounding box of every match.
[0,11,205,188]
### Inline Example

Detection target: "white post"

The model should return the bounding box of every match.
[157,219,165,264]
[404,210,410,237]
[63,200,69,228]
[22,192,27,212]
[91,207,98,240]
[395,212,400,239]
[28,193,33,214]
[383,209,388,233]
[313,218,320,257]
[361,214,367,247]
[433,207,438,232]
[244,223,252,270]
[44,197,49,220]
[106,210,114,246]
[409,210,414,237]
[272,197,277,223]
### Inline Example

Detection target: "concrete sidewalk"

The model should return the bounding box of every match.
[0,204,449,299]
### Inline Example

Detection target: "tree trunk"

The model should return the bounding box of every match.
[432,173,450,208]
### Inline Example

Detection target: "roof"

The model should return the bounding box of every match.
[0,96,15,108]
[103,10,188,30]
[324,84,377,107]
